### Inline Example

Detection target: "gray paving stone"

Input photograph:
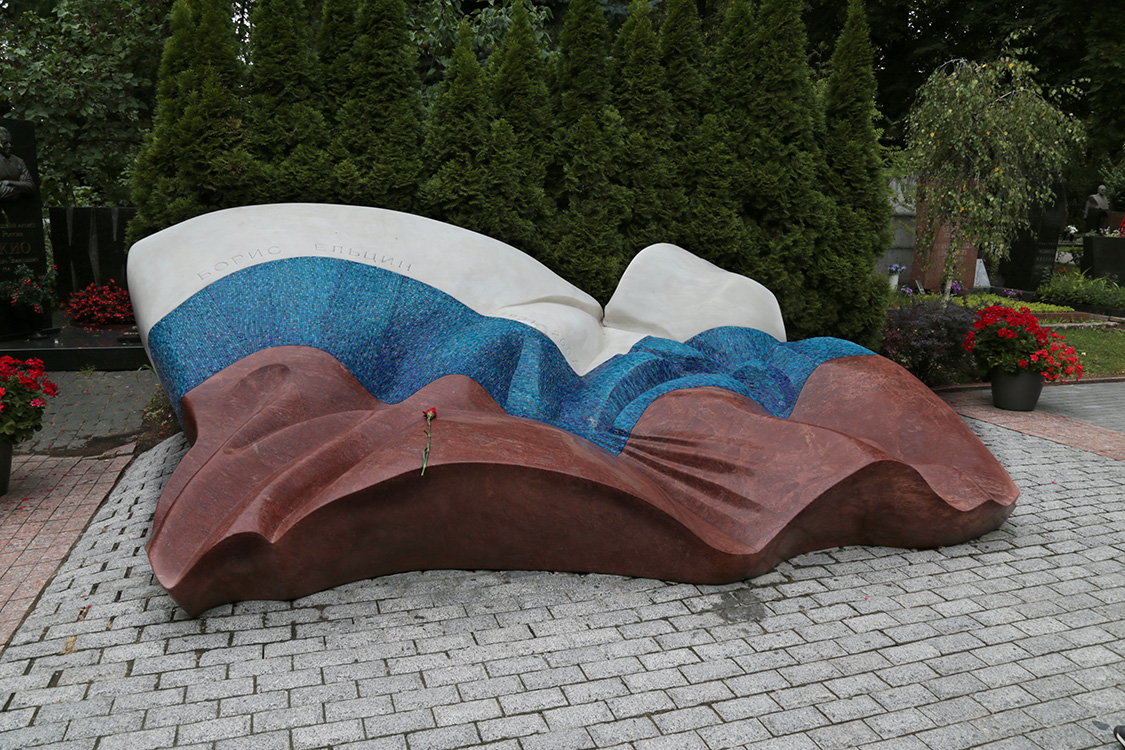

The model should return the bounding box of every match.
[213,731,292,750]
[586,716,660,746]
[696,716,771,749]
[252,704,322,733]
[477,713,548,742]
[648,705,719,735]
[666,679,734,708]
[403,724,480,750]
[519,729,598,750]
[95,726,176,750]
[362,708,435,737]
[291,718,364,749]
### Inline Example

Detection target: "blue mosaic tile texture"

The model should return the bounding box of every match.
[147,257,873,454]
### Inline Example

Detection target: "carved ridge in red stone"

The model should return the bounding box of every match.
[147,346,1017,615]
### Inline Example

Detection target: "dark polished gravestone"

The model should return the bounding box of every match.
[0,118,50,338]
[49,206,136,300]
[999,182,1067,291]
[1081,235,1125,283]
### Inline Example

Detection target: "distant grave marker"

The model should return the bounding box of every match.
[0,118,50,338]
[0,118,47,275]
[999,182,1066,292]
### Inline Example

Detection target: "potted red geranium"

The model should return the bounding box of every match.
[963,305,1083,411]
[0,356,59,493]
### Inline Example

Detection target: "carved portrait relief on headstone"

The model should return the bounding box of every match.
[0,118,48,276]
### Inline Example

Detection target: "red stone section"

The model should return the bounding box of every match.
[147,346,1018,616]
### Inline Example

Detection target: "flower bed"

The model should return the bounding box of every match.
[65,280,135,325]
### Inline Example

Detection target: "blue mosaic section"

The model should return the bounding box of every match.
[147,257,873,454]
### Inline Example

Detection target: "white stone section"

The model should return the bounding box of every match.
[128,204,786,375]
[596,244,786,369]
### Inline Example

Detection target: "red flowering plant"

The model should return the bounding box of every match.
[0,263,57,314]
[65,279,134,325]
[0,356,59,444]
[963,305,1083,382]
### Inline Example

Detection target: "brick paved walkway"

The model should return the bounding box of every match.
[941,384,1125,461]
[0,369,156,656]
[0,448,134,648]
[0,403,1122,748]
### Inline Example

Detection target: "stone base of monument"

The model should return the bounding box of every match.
[0,313,148,371]
[148,346,1017,617]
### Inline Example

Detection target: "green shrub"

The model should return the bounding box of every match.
[880,297,980,386]
[952,293,1074,314]
[1037,271,1125,310]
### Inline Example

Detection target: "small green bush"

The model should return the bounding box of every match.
[880,297,980,386]
[952,293,1074,314]
[1037,271,1125,310]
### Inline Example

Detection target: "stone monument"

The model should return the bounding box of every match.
[130,204,1019,616]
[0,119,49,337]
[999,180,1067,291]
[1085,184,1111,233]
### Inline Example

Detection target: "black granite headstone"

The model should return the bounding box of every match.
[0,118,50,338]
[1080,236,1125,282]
[49,207,137,300]
[0,118,47,275]
[999,181,1067,292]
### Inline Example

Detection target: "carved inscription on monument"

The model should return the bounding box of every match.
[196,241,415,281]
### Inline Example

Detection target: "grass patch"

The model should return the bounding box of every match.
[1059,326,1125,379]
[1038,270,1125,310]
[953,293,1074,313]
[890,292,1075,314]
[137,385,183,452]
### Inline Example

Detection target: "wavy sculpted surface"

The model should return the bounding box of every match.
[130,205,1019,616]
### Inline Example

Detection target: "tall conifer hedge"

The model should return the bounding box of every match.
[131,0,894,343]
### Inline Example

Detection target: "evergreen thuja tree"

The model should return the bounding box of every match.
[420,22,491,229]
[821,0,891,346]
[489,0,552,156]
[247,0,333,204]
[486,0,554,261]
[317,0,358,121]
[554,0,610,128]
[1084,3,1125,175]
[555,107,630,302]
[658,0,707,144]
[613,0,682,256]
[129,0,256,244]
[679,114,749,270]
[551,0,629,300]
[659,0,711,252]
[714,0,835,339]
[332,0,423,211]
